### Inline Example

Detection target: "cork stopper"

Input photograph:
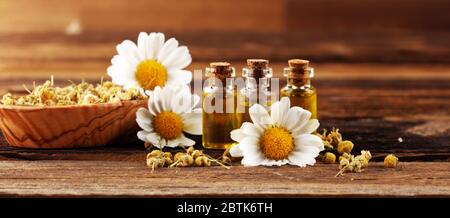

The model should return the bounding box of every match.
[245,59,270,80]
[288,59,309,74]
[247,59,269,69]
[208,62,234,82]
[210,62,230,70]
[285,59,313,85]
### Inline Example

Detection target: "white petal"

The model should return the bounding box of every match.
[270,97,290,126]
[260,159,289,166]
[163,46,192,70]
[161,84,176,111]
[281,107,301,130]
[289,109,312,133]
[136,108,153,132]
[230,129,246,142]
[171,87,192,114]
[241,146,265,166]
[294,134,325,152]
[288,151,317,167]
[239,136,260,154]
[293,119,320,135]
[229,144,243,157]
[179,134,196,146]
[116,40,140,66]
[241,122,262,137]
[137,32,149,59]
[157,38,179,63]
[168,70,192,85]
[249,104,272,129]
[151,86,165,113]
[166,138,182,148]
[137,130,151,142]
[182,113,202,135]
[149,32,165,59]
[146,132,160,145]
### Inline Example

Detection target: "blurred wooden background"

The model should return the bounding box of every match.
[0,0,449,74]
[0,1,450,197]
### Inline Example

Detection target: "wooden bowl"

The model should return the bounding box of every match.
[0,100,147,149]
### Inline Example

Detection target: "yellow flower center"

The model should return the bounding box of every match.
[153,111,183,140]
[259,127,294,160]
[135,59,167,90]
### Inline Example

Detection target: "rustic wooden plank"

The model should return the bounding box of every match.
[1,31,448,63]
[2,0,449,34]
[1,1,449,63]
[0,161,448,197]
[0,63,448,161]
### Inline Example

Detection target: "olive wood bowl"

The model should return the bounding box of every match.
[0,100,147,149]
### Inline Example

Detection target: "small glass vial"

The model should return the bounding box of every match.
[202,62,240,150]
[238,59,273,123]
[280,59,317,119]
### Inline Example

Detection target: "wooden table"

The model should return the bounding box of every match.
[0,62,449,197]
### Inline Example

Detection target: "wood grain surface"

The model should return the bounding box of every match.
[0,161,449,197]
[0,0,449,198]
[0,63,449,197]
[0,100,146,148]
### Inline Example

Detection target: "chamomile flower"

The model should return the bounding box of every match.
[107,32,192,91]
[229,97,324,167]
[136,85,201,148]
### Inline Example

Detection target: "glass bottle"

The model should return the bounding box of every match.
[202,62,240,150]
[280,59,317,119]
[238,59,273,123]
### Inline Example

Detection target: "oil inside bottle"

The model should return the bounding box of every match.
[202,62,240,150]
[238,59,273,123]
[280,59,317,119]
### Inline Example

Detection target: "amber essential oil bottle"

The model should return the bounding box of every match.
[202,62,241,150]
[280,59,317,118]
[238,59,273,123]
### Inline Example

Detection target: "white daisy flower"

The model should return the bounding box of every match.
[229,97,324,167]
[107,32,192,91]
[136,85,201,148]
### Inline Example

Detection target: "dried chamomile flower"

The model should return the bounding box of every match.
[354,155,368,169]
[170,152,194,167]
[174,152,186,162]
[360,150,372,161]
[195,156,211,167]
[186,146,195,155]
[315,129,333,150]
[177,154,194,167]
[339,157,350,170]
[146,149,175,172]
[221,155,232,165]
[1,93,15,105]
[191,149,203,159]
[384,154,399,168]
[147,157,165,172]
[322,152,336,164]
[336,150,372,177]
[148,149,162,158]
[329,128,342,148]
[1,78,144,106]
[162,152,174,165]
[337,140,354,154]
[323,141,333,151]
[146,147,232,171]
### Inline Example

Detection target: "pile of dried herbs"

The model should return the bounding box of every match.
[1,78,144,106]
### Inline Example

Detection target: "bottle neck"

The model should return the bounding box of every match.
[287,77,311,88]
[242,67,272,90]
[206,66,235,90]
[284,67,314,88]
